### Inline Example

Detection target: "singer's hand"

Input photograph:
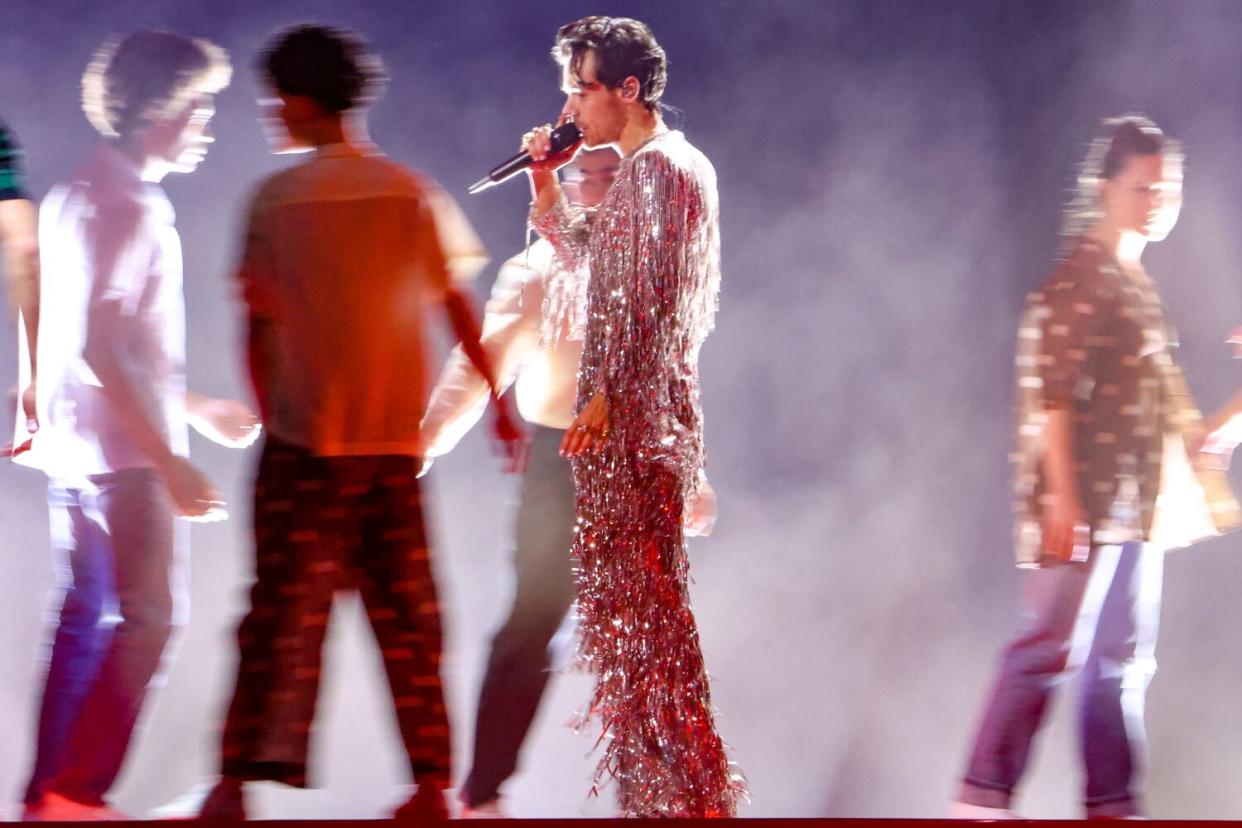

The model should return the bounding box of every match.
[522,120,580,174]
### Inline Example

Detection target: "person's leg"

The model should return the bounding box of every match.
[957,548,1122,811]
[1078,541,1163,818]
[23,483,114,806]
[460,427,577,808]
[582,462,737,817]
[349,455,451,813]
[50,469,178,805]
[216,439,338,789]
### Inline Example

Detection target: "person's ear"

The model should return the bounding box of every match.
[620,76,640,103]
[282,94,323,122]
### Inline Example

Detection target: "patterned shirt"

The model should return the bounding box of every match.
[1012,236,1241,567]
[0,118,29,201]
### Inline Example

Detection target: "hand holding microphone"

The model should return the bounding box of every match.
[468,118,582,194]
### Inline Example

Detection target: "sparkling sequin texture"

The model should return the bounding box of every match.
[534,131,746,817]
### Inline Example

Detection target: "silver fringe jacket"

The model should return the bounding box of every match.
[533,130,745,817]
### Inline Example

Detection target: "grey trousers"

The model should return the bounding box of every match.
[459,425,576,807]
[959,541,1163,818]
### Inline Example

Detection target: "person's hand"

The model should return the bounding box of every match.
[1040,489,1088,563]
[20,380,36,434]
[685,475,718,537]
[491,394,529,474]
[522,117,581,174]
[561,391,611,457]
[1228,325,1242,358]
[159,455,227,522]
[189,397,262,449]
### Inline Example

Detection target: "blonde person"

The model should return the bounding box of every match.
[19,32,257,821]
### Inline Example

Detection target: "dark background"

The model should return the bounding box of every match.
[3,0,1242,818]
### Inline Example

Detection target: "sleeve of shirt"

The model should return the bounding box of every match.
[420,250,544,457]
[1033,264,1114,409]
[0,120,28,201]
[530,190,591,273]
[80,195,157,370]
[424,183,488,286]
[235,185,278,320]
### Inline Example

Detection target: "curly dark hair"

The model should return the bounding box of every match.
[552,16,667,110]
[82,31,231,138]
[258,24,386,114]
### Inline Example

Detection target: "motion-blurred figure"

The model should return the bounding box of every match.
[18,32,257,821]
[522,15,742,817]
[950,115,1241,819]
[420,146,619,817]
[0,117,39,440]
[196,25,522,820]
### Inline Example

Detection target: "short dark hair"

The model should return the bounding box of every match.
[82,31,231,138]
[552,16,667,110]
[258,25,386,114]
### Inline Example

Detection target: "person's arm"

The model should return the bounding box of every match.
[562,152,708,460]
[0,198,38,349]
[0,121,40,433]
[421,254,541,458]
[1031,270,1108,563]
[186,390,261,449]
[80,203,221,518]
[1038,408,1087,562]
[523,124,591,271]
[441,286,527,470]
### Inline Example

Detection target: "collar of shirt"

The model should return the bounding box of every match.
[89,142,175,225]
[314,141,381,160]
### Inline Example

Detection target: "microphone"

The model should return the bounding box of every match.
[468,121,582,194]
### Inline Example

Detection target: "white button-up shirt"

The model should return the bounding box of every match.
[421,238,585,455]
[17,144,188,481]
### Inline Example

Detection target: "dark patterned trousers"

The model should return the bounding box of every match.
[218,437,449,787]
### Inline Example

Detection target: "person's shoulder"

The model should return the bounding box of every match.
[629,131,716,197]
[638,131,713,170]
[1039,238,1121,302]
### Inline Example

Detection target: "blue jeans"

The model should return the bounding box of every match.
[24,469,183,806]
[959,542,1162,818]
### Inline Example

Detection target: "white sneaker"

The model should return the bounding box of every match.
[148,778,222,819]
[460,797,511,819]
[29,793,129,821]
[947,800,1019,820]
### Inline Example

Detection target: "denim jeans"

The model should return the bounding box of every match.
[24,469,182,806]
[959,541,1162,818]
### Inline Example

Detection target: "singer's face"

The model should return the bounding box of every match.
[560,52,626,148]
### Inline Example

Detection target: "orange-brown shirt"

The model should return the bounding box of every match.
[237,143,485,457]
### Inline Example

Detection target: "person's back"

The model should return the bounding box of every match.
[245,148,475,455]
[199,25,520,821]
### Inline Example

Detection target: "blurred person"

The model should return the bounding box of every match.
[521,15,743,817]
[17,32,258,821]
[194,25,522,820]
[0,114,37,826]
[0,117,39,441]
[949,115,1241,820]
[420,146,628,817]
